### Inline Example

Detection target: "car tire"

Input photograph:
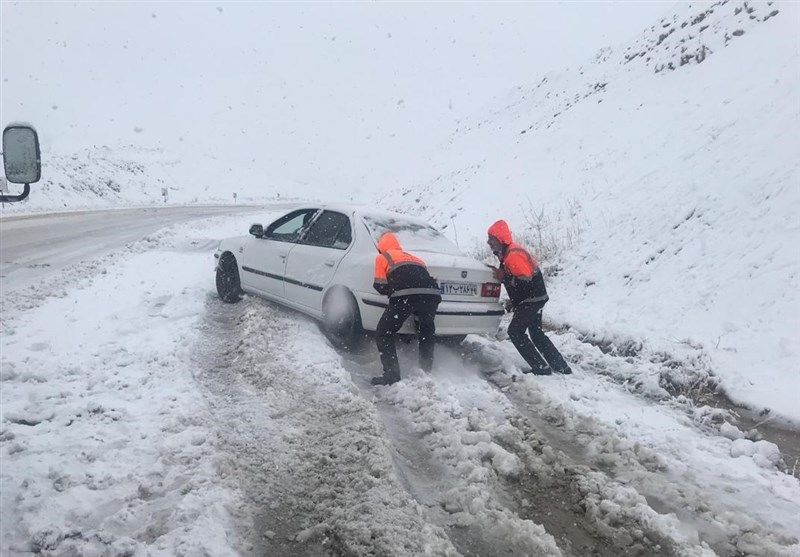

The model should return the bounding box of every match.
[322,288,364,350]
[216,252,242,303]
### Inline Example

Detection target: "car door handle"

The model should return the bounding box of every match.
[280,254,286,260]
[324,260,335,267]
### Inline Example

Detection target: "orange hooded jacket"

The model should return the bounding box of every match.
[374,233,440,298]
[488,220,548,306]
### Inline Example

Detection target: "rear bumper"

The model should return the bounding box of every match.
[357,293,503,335]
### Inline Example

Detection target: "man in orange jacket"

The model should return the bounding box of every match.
[487,220,572,375]
[372,232,442,385]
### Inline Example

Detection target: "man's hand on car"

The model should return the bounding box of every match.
[490,266,505,280]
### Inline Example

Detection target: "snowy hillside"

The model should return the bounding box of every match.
[379,1,800,421]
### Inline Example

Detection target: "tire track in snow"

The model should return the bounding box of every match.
[341,349,563,557]
[457,336,800,556]
[194,293,798,556]
[194,296,459,557]
[194,297,338,557]
[361,343,682,557]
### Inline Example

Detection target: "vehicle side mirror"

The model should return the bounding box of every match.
[249,224,264,238]
[1,124,41,203]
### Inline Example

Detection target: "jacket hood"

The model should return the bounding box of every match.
[487,220,513,245]
[377,232,402,253]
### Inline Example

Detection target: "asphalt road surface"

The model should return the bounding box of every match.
[0,205,271,293]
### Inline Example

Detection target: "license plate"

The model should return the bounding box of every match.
[440,282,478,296]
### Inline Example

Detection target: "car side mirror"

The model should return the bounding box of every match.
[249,224,264,238]
[1,124,41,203]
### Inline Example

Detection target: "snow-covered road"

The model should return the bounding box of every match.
[1,211,798,556]
[0,206,270,291]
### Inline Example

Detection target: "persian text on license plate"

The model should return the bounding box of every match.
[440,282,478,296]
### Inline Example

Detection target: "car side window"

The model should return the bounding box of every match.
[333,217,352,249]
[265,209,319,242]
[301,211,351,250]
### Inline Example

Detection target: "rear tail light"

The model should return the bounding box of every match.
[481,283,501,298]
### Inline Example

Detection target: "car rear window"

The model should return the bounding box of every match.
[362,215,462,255]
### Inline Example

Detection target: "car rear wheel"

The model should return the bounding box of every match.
[322,288,364,350]
[216,253,242,303]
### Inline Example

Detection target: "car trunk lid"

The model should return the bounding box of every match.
[416,251,499,301]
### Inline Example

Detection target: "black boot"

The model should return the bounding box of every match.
[522,365,552,376]
[371,375,400,386]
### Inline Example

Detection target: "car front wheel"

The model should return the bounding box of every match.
[216,253,242,303]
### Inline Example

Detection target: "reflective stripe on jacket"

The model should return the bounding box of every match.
[374,233,441,298]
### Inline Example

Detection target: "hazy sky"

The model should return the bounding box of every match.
[2,2,678,189]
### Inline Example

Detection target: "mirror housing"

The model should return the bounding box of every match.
[249,224,264,238]
[2,124,41,203]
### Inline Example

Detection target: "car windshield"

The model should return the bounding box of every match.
[362,214,462,256]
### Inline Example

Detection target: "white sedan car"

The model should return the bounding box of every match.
[214,204,503,346]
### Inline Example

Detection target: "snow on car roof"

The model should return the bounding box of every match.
[311,203,429,224]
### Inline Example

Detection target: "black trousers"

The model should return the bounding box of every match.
[376,294,441,379]
[507,301,570,372]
